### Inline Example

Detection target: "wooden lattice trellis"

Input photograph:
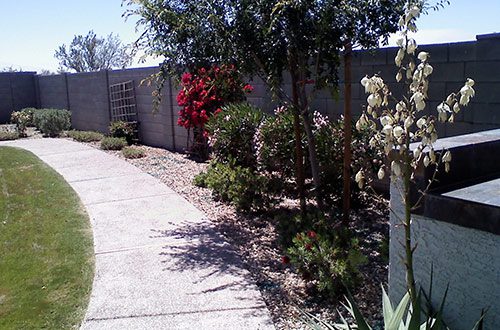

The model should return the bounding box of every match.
[109,80,138,123]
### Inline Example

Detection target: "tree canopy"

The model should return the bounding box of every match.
[125,0,407,211]
[126,0,404,89]
[55,30,132,72]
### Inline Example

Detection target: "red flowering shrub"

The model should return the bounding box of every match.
[177,64,252,158]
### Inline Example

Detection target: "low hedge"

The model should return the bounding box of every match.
[122,146,146,159]
[66,130,104,142]
[100,137,127,150]
[0,131,19,141]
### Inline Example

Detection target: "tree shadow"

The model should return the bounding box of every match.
[153,220,259,293]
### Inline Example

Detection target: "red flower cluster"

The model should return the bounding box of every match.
[281,255,290,265]
[307,230,317,239]
[177,65,252,132]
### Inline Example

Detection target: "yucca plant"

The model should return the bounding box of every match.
[302,288,485,330]
[301,0,487,327]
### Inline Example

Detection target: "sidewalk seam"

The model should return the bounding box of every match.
[85,305,269,322]
[83,193,177,206]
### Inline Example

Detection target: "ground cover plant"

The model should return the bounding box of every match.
[100,136,127,150]
[122,146,146,159]
[0,147,94,329]
[66,130,104,142]
[0,131,19,141]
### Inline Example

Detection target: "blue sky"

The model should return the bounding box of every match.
[0,1,499,72]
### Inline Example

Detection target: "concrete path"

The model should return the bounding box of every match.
[0,139,274,330]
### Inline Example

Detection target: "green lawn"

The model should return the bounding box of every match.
[0,146,94,329]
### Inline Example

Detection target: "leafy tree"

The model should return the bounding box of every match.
[0,66,23,72]
[38,69,56,76]
[125,0,405,211]
[55,30,132,72]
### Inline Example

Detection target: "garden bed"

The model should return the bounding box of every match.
[90,142,390,329]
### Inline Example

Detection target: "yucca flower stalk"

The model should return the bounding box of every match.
[354,1,475,306]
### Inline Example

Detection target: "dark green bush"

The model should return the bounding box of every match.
[205,102,266,168]
[109,121,135,145]
[283,212,366,298]
[254,107,302,182]
[315,114,384,205]
[66,130,104,142]
[34,109,71,137]
[255,108,382,206]
[193,171,209,188]
[100,137,127,150]
[122,146,146,159]
[194,159,272,212]
[0,131,19,141]
[32,109,46,128]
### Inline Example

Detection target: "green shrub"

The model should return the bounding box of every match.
[66,130,104,142]
[109,121,135,145]
[254,106,301,182]
[100,137,127,150]
[205,102,266,168]
[20,108,37,126]
[34,109,71,137]
[284,212,366,297]
[122,146,146,159]
[11,107,38,136]
[256,108,382,205]
[195,159,272,212]
[32,109,46,128]
[0,131,19,141]
[193,171,209,188]
[314,113,383,206]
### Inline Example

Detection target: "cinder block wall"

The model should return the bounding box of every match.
[67,71,110,133]
[0,72,37,123]
[38,74,69,109]
[108,67,186,150]
[322,34,500,136]
[4,33,500,150]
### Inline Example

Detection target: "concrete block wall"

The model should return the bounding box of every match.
[0,72,37,123]
[3,33,500,149]
[66,71,110,133]
[38,74,69,109]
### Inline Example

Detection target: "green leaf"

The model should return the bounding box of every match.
[345,293,372,330]
[382,285,394,327]
[387,291,410,330]
[408,291,422,330]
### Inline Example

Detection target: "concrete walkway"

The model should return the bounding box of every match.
[0,139,274,330]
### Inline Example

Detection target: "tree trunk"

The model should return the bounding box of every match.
[288,57,307,214]
[342,41,353,226]
[294,54,324,211]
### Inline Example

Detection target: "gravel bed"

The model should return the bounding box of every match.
[80,141,390,329]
